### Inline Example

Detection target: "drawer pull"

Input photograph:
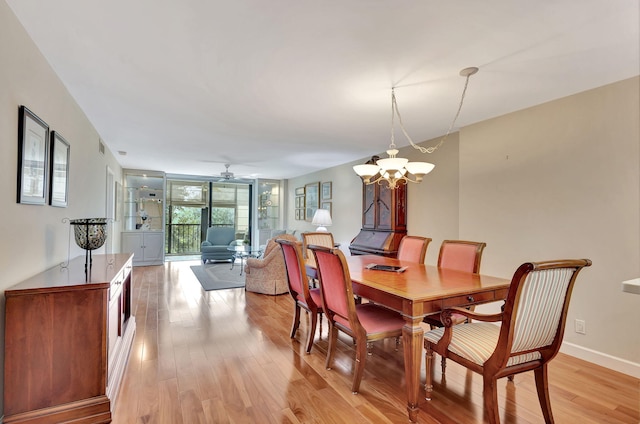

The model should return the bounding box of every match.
[467,295,474,302]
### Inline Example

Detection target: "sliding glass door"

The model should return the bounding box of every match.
[165,179,252,256]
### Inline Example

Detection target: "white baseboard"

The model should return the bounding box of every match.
[560,341,640,378]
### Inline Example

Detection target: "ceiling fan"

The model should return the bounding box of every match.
[214,164,254,183]
[219,163,234,180]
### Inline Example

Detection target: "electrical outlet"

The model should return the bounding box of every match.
[575,319,586,335]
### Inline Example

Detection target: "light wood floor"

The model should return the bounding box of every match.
[112,261,640,423]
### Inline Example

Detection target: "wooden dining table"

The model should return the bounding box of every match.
[343,254,511,423]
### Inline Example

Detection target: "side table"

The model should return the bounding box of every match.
[227,244,262,275]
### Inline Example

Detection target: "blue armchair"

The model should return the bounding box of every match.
[201,227,237,263]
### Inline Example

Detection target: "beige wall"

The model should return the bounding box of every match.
[459,77,640,366]
[286,133,460,261]
[286,160,364,252]
[288,78,640,374]
[0,1,123,413]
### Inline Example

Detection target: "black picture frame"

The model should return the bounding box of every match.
[49,131,70,207]
[17,106,49,205]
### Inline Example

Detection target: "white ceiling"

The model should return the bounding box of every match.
[6,0,639,180]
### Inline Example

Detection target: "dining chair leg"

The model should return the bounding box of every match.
[352,335,368,394]
[325,324,338,370]
[424,342,434,400]
[482,376,500,424]
[534,364,555,423]
[290,304,301,339]
[305,309,318,354]
[441,356,447,376]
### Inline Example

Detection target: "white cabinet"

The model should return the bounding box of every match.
[121,169,165,265]
[122,170,165,232]
[122,231,165,265]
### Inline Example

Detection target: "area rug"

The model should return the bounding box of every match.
[190,263,246,291]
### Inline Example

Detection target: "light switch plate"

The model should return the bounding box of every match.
[622,278,640,295]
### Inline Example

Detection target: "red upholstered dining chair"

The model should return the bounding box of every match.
[424,239,487,373]
[276,238,323,354]
[425,240,487,325]
[302,232,335,285]
[424,259,592,424]
[309,244,405,394]
[437,239,487,273]
[397,235,432,264]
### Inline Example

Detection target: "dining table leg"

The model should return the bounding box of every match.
[402,314,425,423]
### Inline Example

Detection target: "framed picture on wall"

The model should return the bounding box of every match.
[321,201,332,216]
[322,181,332,200]
[305,182,319,221]
[49,131,70,207]
[295,186,305,196]
[17,106,50,205]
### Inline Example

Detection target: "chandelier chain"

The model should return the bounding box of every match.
[393,73,473,154]
[390,88,397,150]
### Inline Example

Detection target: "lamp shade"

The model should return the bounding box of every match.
[353,163,380,179]
[377,156,408,172]
[405,161,435,177]
[311,209,332,232]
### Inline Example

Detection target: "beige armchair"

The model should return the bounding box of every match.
[244,234,298,295]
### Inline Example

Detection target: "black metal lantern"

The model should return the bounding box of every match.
[69,218,107,273]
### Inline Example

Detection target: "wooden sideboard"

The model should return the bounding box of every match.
[3,253,136,424]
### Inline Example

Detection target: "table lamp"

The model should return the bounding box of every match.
[312,209,332,232]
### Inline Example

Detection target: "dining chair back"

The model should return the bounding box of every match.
[302,232,335,284]
[309,244,405,393]
[277,238,322,353]
[438,239,487,273]
[302,232,335,262]
[426,239,488,373]
[424,259,592,424]
[397,236,432,264]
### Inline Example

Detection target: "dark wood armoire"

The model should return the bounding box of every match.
[349,182,407,258]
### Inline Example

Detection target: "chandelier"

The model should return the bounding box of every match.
[353,67,478,189]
